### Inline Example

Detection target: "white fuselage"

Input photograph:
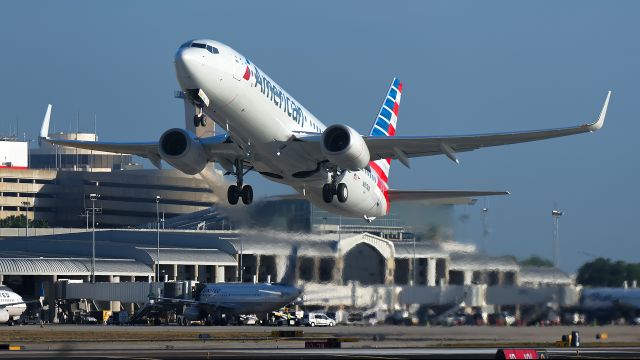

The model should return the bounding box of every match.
[0,289,27,323]
[174,40,388,218]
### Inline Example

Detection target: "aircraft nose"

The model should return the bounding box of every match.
[174,47,204,85]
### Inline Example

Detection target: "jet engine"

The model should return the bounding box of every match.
[159,128,208,175]
[321,124,370,170]
[0,309,9,323]
[183,305,202,321]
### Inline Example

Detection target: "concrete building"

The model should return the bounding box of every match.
[0,138,28,169]
[0,168,219,228]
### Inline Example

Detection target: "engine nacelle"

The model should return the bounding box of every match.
[0,309,9,323]
[321,124,370,171]
[159,128,208,175]
[183,306,202,321]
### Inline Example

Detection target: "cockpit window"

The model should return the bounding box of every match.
[190,43,219,55]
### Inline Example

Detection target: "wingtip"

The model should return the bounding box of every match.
[587,91,611,132]
[39,104,52,139]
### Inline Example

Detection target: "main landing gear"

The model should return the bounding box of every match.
[322,181,348,204]
[193,107,207,127]
[227,159,253,205]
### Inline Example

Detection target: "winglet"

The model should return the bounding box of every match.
[39,104,52,139]
[586,91,611,132]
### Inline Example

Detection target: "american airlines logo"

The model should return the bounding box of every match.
[250,65,309,127]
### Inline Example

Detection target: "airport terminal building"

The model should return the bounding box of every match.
[0,228,576,323]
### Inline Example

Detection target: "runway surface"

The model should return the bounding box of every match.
[2,325,640,358]
[6,347,640,359]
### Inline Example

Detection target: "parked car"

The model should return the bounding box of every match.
[239,314,260,325]
[302,312,335,327]
[77,314,98,325]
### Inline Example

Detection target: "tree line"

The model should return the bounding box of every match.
[576,257,640,287]
[0,215,49,228]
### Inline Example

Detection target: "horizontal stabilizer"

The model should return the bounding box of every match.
[388,190,509,204]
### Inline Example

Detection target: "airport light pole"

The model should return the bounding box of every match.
[552,208,563,268]
[412,234,416,286]
[21,201,31,237]
[481,200,489,254]
[155,196,161,289]
[89,193,100,283]
[239,238,244,283]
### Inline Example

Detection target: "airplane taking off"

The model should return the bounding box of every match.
[40,39,611,221]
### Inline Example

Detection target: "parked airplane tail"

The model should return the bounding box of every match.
[368,78,402,210]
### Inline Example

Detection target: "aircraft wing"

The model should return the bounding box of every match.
[365,91,610,165]
[39,105,242,169]
[295,91,610,166]
[44,138,159,158]
[388,190,509,204]
[151,296,237,311]
[0,299,39,308]
[152,296,200,305]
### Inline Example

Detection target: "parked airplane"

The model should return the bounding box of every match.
[581,288,640,310]
[153,282,301,325]
[0,285,29,325]
[39,39,611,220]
[578,288,640,324]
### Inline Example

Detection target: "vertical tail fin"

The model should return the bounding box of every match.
[368,78,402,185]
[368,78,402,213]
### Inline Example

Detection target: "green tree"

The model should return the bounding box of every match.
[577,258,640,287]
[519,255,554,267]
[0,215,49,228]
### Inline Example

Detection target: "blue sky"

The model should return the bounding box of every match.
[1,1,638,272]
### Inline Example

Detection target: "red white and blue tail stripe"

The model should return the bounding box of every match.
[368,78,402,212]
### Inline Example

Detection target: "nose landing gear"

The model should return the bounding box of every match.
[193,107,207,127]
[227,159,253,205]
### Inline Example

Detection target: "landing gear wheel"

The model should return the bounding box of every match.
[322,184,334,203]
[337,183,348,203]
[193,113,206,127]
[227,185,239,205]
[241,185,253,205]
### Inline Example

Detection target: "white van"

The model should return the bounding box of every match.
[303,312,335,327]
